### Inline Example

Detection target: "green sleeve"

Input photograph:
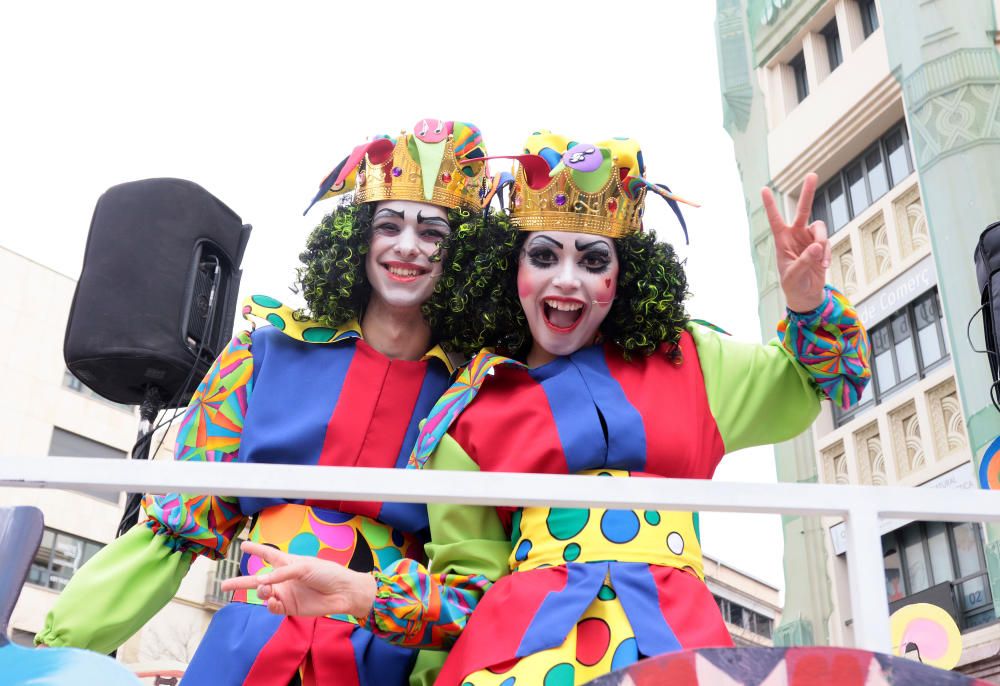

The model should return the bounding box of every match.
[409,650,447,686]
[687,321,821,453]
[367,434,511,652]
[424,433,512,580]
[35,525,193,654]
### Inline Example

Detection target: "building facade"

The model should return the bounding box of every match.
[716,0,1000,678]
[0,245,233,679]
[705,554,783,647]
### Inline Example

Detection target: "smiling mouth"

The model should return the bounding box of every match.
[542,298,584,332]
[383,262,428,283]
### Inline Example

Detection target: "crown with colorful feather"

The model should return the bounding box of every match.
[502,131,696,242]
[304,119,490,215]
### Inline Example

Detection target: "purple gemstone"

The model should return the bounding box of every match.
[554,193,567,207]
[391,166,403,177]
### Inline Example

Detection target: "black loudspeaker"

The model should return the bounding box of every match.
[975,221,1000,409]
[64,178,251,408]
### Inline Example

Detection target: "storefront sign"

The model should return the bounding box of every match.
[854,255,937,328]
[829,462,976,556]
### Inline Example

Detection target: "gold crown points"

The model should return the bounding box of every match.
[509,162,646,238]
[354,135,486,211]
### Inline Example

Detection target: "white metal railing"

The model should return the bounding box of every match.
[5,456,1000,655]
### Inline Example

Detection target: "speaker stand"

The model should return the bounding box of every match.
[116,386,166,538]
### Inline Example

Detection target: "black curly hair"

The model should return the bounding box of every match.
[430,217,690,360]
[296,201,510,355]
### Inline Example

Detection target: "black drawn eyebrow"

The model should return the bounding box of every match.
[417,212,450,227]
[575,238,611,252]
[530,235,564,249]
[374,208,404,220]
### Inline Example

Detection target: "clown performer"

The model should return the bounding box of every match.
[220,132,872,686]
[35,119,502,686]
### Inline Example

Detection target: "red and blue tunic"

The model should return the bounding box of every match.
[38,297,453,686]
[362,286,871,686]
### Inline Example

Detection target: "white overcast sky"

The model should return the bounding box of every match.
[1,1,792,590]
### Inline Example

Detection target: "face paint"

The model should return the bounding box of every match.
[517,231,619,364]
[365,199,450,311]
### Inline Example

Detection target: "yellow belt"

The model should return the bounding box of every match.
[508,469,704,580]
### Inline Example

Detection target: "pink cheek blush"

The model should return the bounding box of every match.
[595,279,616,306]
[517,269,536,299]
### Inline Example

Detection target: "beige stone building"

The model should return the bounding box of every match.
[0,244,228,678]
[705,554,783,647]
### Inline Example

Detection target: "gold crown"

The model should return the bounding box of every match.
[355,134,487,210]
[508,158,646,239]
[305,119,490,215]
[506,132,695,240]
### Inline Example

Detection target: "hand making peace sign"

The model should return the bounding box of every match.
[220,541,377,618]
[761,172,831,313]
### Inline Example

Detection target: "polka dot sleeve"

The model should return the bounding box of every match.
[140,331,253,560]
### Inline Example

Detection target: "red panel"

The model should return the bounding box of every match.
[450,367,569,477]
[651,566,733,649]
[243,616,313,686]
[434,567,571,686]
[604,334,725,479]
[305,620,361,686]
[308,340,425,517]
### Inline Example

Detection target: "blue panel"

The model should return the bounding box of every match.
[575,346,648,471]
[530,353,607,473]
[239,327,355,514]
[184,603,283,685]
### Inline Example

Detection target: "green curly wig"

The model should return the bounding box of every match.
[430,218,690,360]
[296,201,511,356]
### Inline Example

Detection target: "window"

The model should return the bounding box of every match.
[821,20,843,71]
[28,528,103,591]
[10,629,36,647]
[882,521,995,630]
[715,595,774,639]
[206,537,245,605]
[790,51,809,103]
[812,122,914,235]
[48,427,128,503]
[834,290,948,426]
[859,0,879,38]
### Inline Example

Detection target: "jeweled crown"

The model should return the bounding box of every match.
[305,119,490,215]
[507,132,695,241]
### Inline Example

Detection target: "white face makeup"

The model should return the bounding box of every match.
[365,200,450,311]
[517,231,619,365]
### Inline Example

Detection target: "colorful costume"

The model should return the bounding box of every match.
[357,133,872,685]
[38,119,492,686]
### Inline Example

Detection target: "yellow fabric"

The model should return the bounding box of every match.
[241,295,454,372]
[510,469,704,581]
[524,131,643,179]
[463,576,636,685]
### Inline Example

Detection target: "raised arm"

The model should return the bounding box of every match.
[689,285,868,453]
[687,173,871,454]
[36,332,254,653]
